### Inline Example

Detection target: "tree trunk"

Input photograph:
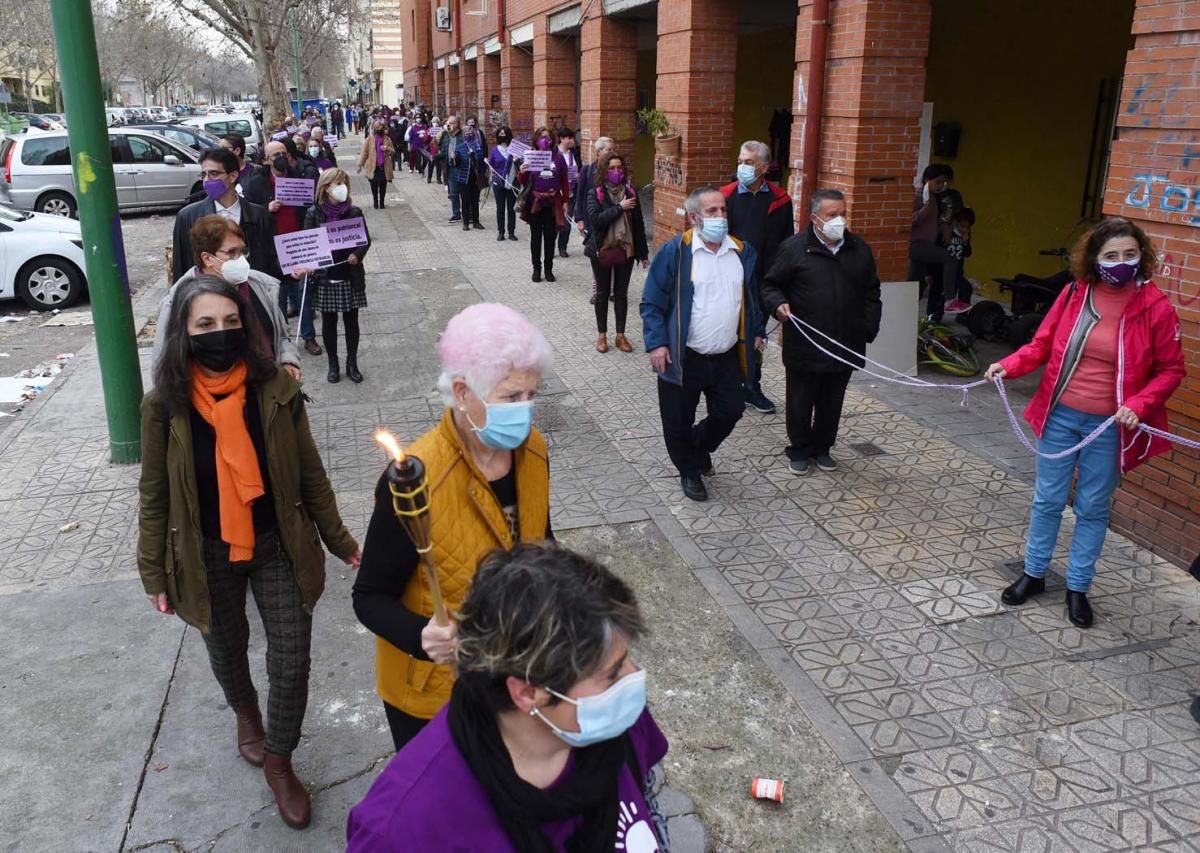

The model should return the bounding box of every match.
[249,12,289,127]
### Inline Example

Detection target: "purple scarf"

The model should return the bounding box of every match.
[374,134,385,167]
[321,199,352,220]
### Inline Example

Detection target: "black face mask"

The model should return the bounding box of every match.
[272,155,288,173]
[190,328,247,373]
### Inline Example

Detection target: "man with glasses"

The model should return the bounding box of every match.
[171,148,277,283]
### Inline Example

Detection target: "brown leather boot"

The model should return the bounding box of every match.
[614,333,633,353]
[596,334,609,353]
[264,751,312,829]
[234,704,265,767]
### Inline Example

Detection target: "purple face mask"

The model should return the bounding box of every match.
[1097,260,1139,287]
[203,178,228,201]
[605,169,624,185]
[536,136,553,151]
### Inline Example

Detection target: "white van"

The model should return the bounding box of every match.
[180,112,262,157]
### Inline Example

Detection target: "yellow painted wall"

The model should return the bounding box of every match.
[733,28,796,187]
[925,0,1133,296]
[633,49,656,187]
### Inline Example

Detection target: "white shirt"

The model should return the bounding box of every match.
[687,235,744,355]
[214,195,241,223]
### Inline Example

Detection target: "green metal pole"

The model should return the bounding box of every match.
[49,0,143,464]
[292,14,303,117]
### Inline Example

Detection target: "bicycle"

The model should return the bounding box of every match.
[918,317,981,377]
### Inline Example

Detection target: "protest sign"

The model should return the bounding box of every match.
[271,130,289,141]
[325,217,369,250]
[507,138,531,160]
[524,150,552,171]
[286,124,298,134]
[275,177,315,206]
[567,159,579,185]
[274,228,333,276]
[327,134,339,148]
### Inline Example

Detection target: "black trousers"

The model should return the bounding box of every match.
[460,178,481,226]
[590,257,633,333]
[909,239,960,320]
[557,217,572,252]
[494,186,517,235]
[383,702,429,752]
[657,347,744,476]
[528,206,557,273]
[369,167,388,207]
[785,368,852,460]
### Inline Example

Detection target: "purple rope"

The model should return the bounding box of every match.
[993,377,1116,459]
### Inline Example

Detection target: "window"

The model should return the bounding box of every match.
[164,128,196,148]
[20,136,70,166]
[206,119,252,138]
[127,135,173,163]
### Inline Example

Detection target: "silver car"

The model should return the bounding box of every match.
[0,127,203,217]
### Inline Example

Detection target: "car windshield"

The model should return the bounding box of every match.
[0,204,33,222]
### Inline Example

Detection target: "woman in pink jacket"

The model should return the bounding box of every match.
[984,217,1186,628]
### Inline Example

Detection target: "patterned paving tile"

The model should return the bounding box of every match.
[899,575,1003,623]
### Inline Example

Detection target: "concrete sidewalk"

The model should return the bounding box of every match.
[1,137,1197,853]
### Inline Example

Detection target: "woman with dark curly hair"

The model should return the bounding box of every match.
[985,217,1186,628]
[348,543,670,852]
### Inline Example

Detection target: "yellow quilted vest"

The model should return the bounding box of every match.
[375,408,550,718]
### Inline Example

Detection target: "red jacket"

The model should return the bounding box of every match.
[999,279,1186,473]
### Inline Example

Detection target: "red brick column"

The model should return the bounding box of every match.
[478,53,502,128]
[447,62,463,115]
[580,15,637,170]
[435,65,450,116]
[653,0,738,245]
[533,32,578,131]
[463,59,480,117]
[501,44,535,138]
[1101,0,1200,566]
[791,0,930,280]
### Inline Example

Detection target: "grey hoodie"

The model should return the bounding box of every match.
[151,267,302,376]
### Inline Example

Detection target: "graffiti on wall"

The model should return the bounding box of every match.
[654,156,684,188]
[1125,174,1200,226]
[1158,254,1199,308]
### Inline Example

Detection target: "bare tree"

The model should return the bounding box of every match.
[161,0,359,125]
[0,3,60,110]
[127,15,193,105]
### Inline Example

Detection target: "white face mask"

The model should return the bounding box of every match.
[329,184,349,203]
[219,255,251,285]
[817,215,846,243]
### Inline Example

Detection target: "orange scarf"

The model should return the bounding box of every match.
[191,362,264,562]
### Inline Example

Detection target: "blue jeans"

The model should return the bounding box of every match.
[447,175,462,218]
[1023,404,1120,593]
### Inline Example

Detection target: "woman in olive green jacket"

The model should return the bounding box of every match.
[137,275,359,830]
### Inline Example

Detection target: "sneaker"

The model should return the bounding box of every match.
[788,458,811,475]
[814,454,838,472]
[944,299,972,313]
[745,389,776,414]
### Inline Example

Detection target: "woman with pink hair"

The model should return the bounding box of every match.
[353,303,556,751]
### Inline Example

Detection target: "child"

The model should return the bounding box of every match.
[943,207,975,313]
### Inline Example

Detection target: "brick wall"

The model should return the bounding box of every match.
[477,53,502,127]
[463,58,480,114]
[791,0,929,281]
[501,44,534,137]
[579,15,638,170]
[533,29,578,130]
[399,0,432,103]
[1101,0,1200,567]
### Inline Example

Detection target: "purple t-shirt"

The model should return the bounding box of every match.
[347,707,670,852]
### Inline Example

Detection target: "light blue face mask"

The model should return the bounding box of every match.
[736,163,758,187]
[533,669,647,747]
[466,399,534,450]
[698,217,728,244]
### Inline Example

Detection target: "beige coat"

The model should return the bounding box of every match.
[357,134,395,181]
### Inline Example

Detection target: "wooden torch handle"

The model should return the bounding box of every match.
[421,553,450,626]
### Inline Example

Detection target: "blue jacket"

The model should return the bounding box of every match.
[640,229,765,387]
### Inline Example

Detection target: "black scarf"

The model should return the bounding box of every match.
[447,682,636,852]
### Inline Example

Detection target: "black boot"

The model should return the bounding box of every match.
[532,266,542,283]
[1066,591,1093,627]
[497,232,505,241]
[327,357,340,383]
[346,359,363,383]
[1001,573,1045,606]
[545,265,556,283]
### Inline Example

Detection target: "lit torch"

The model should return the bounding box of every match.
[374,430,448,626]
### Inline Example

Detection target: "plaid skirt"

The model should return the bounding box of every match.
[314,277,367,313]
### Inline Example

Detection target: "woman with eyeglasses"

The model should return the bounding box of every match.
[154,215,301,382]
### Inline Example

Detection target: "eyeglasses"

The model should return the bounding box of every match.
[200,170,230,180]
[214,247,247,260]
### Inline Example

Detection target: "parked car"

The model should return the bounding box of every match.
[0,203,87,310]
[105,108,127,127]
[40,113,67,127]
[0,127,202,217]
[11,112,64,131]
[179,112,262,157]
[126,122,223,153]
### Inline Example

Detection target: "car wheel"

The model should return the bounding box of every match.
[15,256,85,311]
[36,191,77,218]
